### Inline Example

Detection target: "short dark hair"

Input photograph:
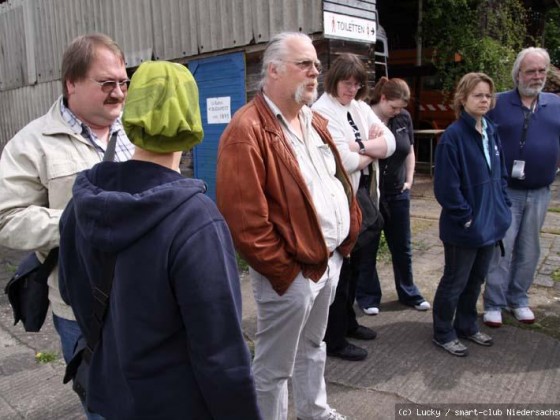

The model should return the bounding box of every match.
[323,53,368,101]
[61,33,125,98]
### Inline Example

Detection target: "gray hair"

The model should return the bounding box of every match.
[511,47,550,86]
[258,32,313,90]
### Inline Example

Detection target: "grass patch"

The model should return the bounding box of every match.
[502,311,560,341]
[412,239,429,252]
[376,232,391,262]
[548,207,560,213]
[4,262,16,275]
[236,253,249,273]
[551,268,560,282]
[411,218,435,235]
[35,351,58,364]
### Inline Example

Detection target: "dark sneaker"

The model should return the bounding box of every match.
[347,325,377,340]
[433,338,468,357]
[460,331,493,347]
[327,343,368,361]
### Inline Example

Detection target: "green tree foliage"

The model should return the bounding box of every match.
[422,0,527,92]
[543,7,560,66]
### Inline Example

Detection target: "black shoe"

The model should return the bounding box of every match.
[347,325,377,340]
[327,343,368,361]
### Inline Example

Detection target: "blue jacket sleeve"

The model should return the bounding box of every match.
[434,132,473,226]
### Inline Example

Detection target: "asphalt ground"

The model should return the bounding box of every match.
[0,173,559,419]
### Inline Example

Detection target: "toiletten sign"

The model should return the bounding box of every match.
[323,11,376,44]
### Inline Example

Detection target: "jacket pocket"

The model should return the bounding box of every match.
[46,158,91,209]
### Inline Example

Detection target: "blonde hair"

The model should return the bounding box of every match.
[453,72,496,119]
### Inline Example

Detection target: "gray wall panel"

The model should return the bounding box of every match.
[0,5,26,90]
[151,0,198,61]
[33,0,93,84]
[252,0,322,42]
[323,0,376,20]
[0,81,60,149]
[94,0,153,67]
[197,0,253,53]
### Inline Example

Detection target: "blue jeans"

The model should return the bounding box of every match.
[382,190,425,306]
[53,314,105,420]
[483,186,550,310]
[355,230,382,308]
[432,243,494,343]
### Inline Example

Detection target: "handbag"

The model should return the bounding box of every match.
[4,248,58,332]
[354,176,384,250]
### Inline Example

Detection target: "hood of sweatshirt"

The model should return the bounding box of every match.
[70,160,206,253]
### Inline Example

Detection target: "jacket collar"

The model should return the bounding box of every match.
[504,88,554,108]
[41,97,91,147]
[459,110,496,137]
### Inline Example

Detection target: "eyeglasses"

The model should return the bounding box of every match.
[341,81,363,90]
[521,68,547,77]
[282,59,322,74]
[89,78,130,93]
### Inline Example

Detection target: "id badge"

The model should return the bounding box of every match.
[512,160,525,180]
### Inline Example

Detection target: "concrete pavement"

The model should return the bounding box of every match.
[0,173,559,419]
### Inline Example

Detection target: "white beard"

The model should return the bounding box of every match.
[518,80,544,97]
[295,82,318,105]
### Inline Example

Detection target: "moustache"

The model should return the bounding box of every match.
[104,98,124,105]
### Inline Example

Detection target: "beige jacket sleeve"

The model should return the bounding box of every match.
[0,129,64,251]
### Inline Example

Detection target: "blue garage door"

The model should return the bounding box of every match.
[190,52,246,201]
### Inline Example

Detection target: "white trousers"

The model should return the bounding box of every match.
[250,252,343,420]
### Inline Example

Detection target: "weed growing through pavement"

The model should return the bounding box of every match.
[35,351,57,364]
[236,253,249,273]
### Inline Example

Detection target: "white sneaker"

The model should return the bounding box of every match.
[414,301,431,311]
[512,307,535,324]
[326,408,348,420]
[361,307,379,316]
[483,310,502,328]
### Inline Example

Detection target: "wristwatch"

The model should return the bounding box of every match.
[357,140,366,155]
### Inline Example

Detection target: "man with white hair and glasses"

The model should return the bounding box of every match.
[216,32,360,420]
[483,47,560,327]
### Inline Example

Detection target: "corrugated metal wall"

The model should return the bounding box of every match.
[0,0,373,148]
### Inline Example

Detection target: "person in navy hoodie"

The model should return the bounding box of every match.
[59,61,261,419]
[432,72,511,357]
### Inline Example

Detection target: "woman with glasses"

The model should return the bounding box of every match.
[355,77,431,316]
[312,53,395,361]
[432,72,511,357]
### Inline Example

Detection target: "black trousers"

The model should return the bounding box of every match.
[324,257,360,351]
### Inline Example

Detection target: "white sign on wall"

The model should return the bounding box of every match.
[323,11,376,44]
[207,97,231,124]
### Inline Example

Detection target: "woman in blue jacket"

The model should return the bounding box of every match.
[433,72,511,357]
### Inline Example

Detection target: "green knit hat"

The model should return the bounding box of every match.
[123,61,203,153]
